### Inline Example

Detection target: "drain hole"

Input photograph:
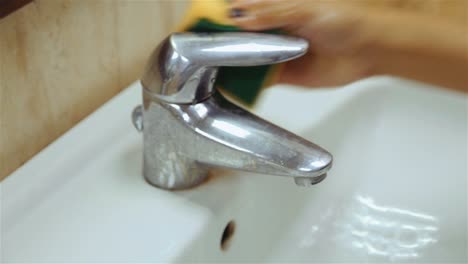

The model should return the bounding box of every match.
[220,220,235,251]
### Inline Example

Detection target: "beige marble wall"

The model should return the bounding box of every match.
[0,0,466,180]
[0,0,189,179]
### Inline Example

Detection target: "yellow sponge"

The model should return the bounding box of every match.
[177,0,233,30]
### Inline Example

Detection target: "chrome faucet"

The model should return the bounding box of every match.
[132,32,332,190]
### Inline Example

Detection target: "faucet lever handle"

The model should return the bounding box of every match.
[174,32,309,67]
[141,32,308,104]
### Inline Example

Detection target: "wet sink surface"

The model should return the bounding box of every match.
[2,77,466,262]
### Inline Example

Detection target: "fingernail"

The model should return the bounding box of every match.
[229,8,245,18]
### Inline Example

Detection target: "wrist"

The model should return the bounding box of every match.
[362,8,468,78]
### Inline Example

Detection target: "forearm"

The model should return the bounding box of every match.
[365,9,468,92]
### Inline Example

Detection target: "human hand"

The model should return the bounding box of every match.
[228,0,377,88]
[229,0,468,92]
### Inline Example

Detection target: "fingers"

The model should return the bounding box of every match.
[228,0,306,31]
[279,53,374,87]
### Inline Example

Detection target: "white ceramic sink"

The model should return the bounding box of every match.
[2,77,466,263]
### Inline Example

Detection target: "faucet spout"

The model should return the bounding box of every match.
[142,90,332,189]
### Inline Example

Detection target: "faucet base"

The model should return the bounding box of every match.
[143,158,210,190]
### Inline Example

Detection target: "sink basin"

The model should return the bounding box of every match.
[2,77,466,262]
